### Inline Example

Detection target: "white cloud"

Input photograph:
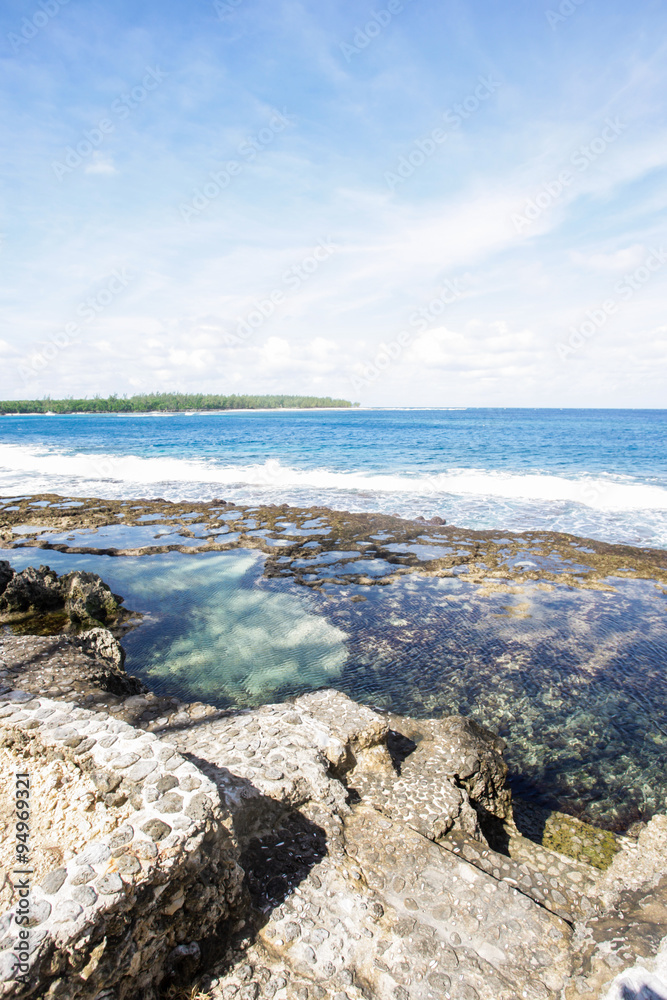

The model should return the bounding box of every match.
[166,348,214,369]
[404,325,539,379]
[2,5,667,408]
[84,153,117,175]
[570,245,646,271]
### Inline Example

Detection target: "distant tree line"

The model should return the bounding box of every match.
[0,393,356,414]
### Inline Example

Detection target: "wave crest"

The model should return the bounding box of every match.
[0,443,665,513]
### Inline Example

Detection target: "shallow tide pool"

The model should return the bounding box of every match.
[2,545,666,831]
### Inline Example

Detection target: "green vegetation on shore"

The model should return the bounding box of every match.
[0,393,355,414]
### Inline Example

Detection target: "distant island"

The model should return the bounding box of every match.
[0,393,356,414]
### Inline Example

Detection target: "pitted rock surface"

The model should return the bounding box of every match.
[341,805,572,999]
[0,562,125,629]
[0,691,244,1000]
[159,699,354,844]
[564,814,667,999]
[0,632,231,725]
[290,690,390,772]
[439,830,600,924]
[350,763,474,842]
[0,564,61,615]
[346,713,512,845]
[0,632,144,703]
[155,691,578,996]
[386,715,513,823]
[2,629,667,999]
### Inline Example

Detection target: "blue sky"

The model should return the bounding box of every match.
[1,0,666,406]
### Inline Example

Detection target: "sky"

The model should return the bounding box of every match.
[0,0,666,407]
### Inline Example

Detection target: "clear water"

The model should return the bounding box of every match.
[1,548,348,705]
[1,409,667,546]
[2,409,666,828]
[3,546,666,830]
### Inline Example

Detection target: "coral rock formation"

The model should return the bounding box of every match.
[0,562,125,631]
[0,582,666,999]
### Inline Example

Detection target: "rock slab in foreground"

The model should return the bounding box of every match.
[158,690,575,998]
[0,693,244,999]
[0,632,666,999]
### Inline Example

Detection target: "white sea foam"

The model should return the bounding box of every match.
[0,442,665,513]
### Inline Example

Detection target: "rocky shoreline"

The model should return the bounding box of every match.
[1,563,666,999]
[4,496,667,834]
[2,493,666,593]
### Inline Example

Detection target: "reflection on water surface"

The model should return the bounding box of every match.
[2,545,666,830]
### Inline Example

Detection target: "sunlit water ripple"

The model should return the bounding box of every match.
[2,545,666,831]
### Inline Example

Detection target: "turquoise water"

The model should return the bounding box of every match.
[1,409,666,546]
[0,547,347,702]
[2,408,667,828]
[3,546,666,830]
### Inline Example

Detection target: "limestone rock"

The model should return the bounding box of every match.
[565,814,667,999]
[71,627,126,669]
[0,693,244,1000]
[597,813,667,908]
[2,629,667,1000]
[342,708,512,846]
[293,689,391,775]
[158,688,575,996]
[0,632,145,702]
[0,565,61,614]
[161,698,353,844]
[0,565,125,630]
[391,713,513,824]
[60,570,123,626]
[0,561,13,596]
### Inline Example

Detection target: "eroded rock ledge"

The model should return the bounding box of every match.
[1,634,666,1000]
[2,493,666,593]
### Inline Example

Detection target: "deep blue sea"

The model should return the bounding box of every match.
[1,408,666,546]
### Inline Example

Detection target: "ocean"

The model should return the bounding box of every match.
[1,407,667,547]
[2,407,667,827]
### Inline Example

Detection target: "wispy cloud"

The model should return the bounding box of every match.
[84,153,117,175]
[0,0,666,405]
